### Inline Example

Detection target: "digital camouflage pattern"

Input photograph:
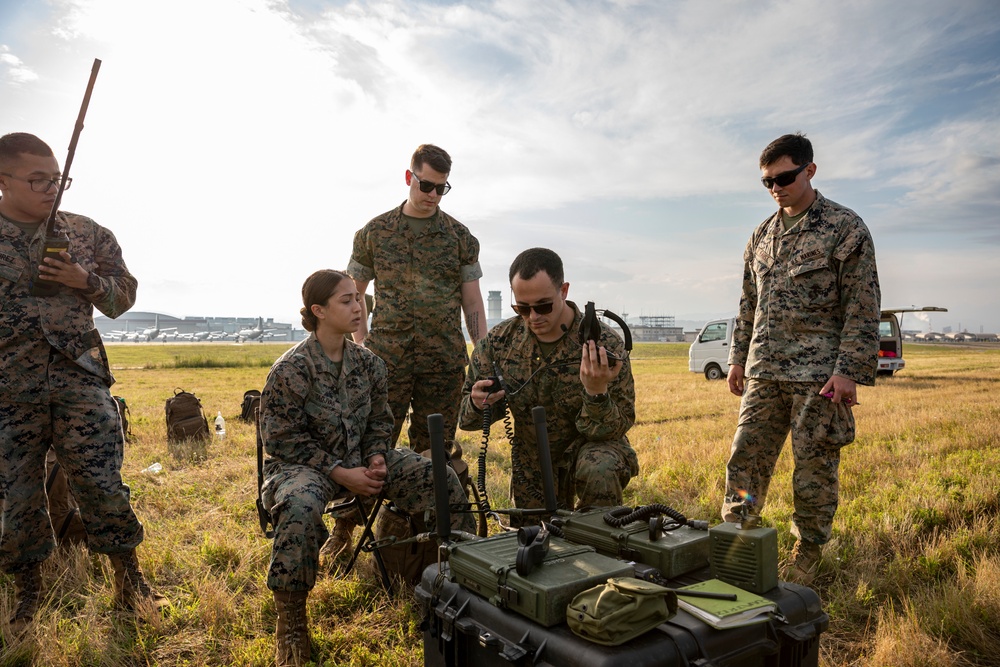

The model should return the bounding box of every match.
[0,211,136,399]
[722,379,854,544]
[723,191,880,545]
[260,335,474,592]
[0,210,141,573]
[347,202,482,451]
[458,302,639,512]
[728,191,881,384]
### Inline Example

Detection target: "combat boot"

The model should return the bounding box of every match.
[9,563,42,634]
[784,540,822,587]
[319,519,356,572]
[108,549,170,611]
[274,590,310,667]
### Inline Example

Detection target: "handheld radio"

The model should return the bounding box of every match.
[30,58,101,297]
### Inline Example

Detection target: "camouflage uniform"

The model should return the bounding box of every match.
[0,210,142,573]
[458,302,639,512]
[347,202,482,452]
[722,191,881,545]
[260,335,475,593]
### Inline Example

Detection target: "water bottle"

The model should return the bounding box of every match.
[215,411,226,438]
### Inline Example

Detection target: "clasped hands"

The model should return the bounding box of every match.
[329,454,387,497]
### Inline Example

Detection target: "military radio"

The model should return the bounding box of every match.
[31,58,101,297]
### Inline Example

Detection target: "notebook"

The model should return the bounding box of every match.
[675,578,777,630]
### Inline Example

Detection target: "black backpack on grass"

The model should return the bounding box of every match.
[165,389,210,442]
[239,389,261,423]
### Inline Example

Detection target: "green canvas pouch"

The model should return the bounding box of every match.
[566,576,677,646]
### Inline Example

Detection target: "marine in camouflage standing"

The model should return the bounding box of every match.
[260,270,473,667]
[0,133,166,634]
[458,248,638,517]
[331,144,486,560]
[721,133,881,586]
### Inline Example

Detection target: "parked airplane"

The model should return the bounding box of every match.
[177,330,226,341]
[235,317,279,343]
[133,315,177,342]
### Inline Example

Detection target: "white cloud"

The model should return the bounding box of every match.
[0,47,39,84]
[1,0,998,331]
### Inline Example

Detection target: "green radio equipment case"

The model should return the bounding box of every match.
[556,508,710,578]
[445,530,634,627]
[708,521,779,594]
[418,563,829,667]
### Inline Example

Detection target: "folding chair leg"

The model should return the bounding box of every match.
[340,492,394,597]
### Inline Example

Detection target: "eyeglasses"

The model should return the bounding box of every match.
[760,162,810,190]
[511,301,554,317]
[410,170,451,196]
[0,173,72,193]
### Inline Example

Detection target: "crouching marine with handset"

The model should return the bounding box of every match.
[457,247,640,521]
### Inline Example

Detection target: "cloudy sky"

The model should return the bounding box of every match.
[2,0,998,334]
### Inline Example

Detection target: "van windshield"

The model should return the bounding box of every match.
[700,323,728,343]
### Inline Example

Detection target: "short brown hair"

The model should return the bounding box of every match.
[0,133,54,169]
[759,133,813,169]
[411,144,451,175]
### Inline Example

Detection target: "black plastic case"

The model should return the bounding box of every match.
[417,564,828,667]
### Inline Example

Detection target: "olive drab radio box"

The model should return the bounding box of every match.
[445,531,633,627]
[708,522,780,595]
[556,508,710,579]
[417,564,828,667]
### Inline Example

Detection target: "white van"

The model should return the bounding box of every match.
[689,318,735,380]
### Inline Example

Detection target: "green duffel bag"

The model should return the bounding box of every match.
[567,576,678,646]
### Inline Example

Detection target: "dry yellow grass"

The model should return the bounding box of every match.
[1,341,998,666]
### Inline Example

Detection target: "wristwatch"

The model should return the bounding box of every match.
[585,391,609,403]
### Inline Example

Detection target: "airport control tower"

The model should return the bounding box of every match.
[487,291,503,330]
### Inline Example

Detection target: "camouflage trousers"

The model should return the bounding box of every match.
[262,447,475,592]
[722,378,856,545]
[511,437,639,513]
[384,359,465,454]
[0,367,142,573]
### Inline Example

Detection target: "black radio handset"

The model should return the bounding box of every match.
[577,301,632,363]
[579,301,602,346]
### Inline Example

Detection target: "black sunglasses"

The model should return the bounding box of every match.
[410,171,451,196]
[511,302,554,317]
[761,162,810,190]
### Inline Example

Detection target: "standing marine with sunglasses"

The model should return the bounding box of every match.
[458,248,639,519]
[326,144,487,563]
[0,133,167,634]
[721,133,881,586]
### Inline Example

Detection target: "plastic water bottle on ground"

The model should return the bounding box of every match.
[215,411,226,438]
[141,462,163,474]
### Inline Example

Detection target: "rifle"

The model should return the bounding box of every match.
[31,58,102,296]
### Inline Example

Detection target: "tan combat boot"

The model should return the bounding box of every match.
[784,540,822,587]
[319,519,356,572]
[108,549,170,611]
[274,590,310,667]
[9,563,42,635]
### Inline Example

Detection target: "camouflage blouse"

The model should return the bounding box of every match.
[261,335,393,478]
[0,210,136,399]
[347,202,482,372]
[728,191,881,385]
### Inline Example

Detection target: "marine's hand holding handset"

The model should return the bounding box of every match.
[578,301,632,362]
[31,58,101,297]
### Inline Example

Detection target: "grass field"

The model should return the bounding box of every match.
[2,342,999,666]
